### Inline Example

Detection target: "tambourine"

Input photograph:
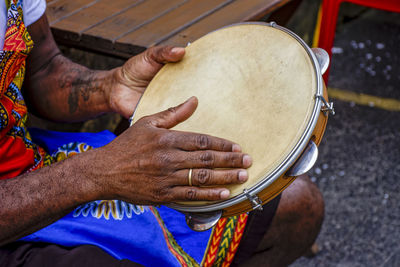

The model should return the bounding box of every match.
[130,22,334,231]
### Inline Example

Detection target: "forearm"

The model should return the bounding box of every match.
[25,54,116,122]
[23,15,118,122]
[0,150,100,245]
[23,15,185,121]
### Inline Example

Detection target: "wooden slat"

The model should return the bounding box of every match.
[48,0,292,58]
[46,0,98,25]
[160,0,291,47]
[82,0,186,43]
[115,0,232,53]
[51,0,142,35]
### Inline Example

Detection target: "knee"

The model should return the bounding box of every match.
[285,174,324,220]
[247,175,324,266]
[278,174,325,247]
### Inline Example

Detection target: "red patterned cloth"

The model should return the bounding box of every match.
[0,0,52,179]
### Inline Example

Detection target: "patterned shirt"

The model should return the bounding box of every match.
[0,0,52,179]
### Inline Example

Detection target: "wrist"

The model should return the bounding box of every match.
[108,66,144,118]
[107,67,122,113]
[95,69,118,114]
[65,148,106,202]
[77,146,119,201]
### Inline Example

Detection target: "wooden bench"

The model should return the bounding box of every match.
[45,0,297,58]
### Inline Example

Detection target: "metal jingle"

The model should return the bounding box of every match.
[311,48,330,75]
[184,210,223,231]
[286,140,318,177]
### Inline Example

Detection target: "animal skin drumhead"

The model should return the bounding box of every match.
[131,23,317,204]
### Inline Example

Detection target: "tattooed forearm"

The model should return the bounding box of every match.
[23,15,116,122]
[26,54,113,121]
[59,66,103,114]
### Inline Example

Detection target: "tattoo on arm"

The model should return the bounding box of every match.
[57,57,103,115]
[25,16,113,121]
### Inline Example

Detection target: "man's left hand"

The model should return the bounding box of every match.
[109,46,185,118]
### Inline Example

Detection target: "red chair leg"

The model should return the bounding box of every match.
[317,0,400,84]
[317,0,343,84]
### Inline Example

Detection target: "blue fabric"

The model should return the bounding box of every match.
[157,206,212,263]
[28,128,116,155]
[21,128,211,266]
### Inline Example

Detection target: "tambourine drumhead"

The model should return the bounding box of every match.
[132,23,319,207]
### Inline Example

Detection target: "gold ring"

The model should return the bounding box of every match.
[188,169,193,186]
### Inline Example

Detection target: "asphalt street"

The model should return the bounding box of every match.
[291,4,400,267]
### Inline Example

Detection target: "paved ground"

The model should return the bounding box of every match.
[290,3,400,267]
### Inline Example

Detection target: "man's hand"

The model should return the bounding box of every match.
[109,46,186,118]
[91,97,252,204]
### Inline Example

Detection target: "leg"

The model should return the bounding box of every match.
[241,174,324,267]
[0,242,143,267]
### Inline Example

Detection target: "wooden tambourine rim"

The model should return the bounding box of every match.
[130,22,326,215]
[222,84,329,217]
[164,22,325,213]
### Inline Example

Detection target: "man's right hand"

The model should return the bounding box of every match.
[0,97,251,244]
[90,96,252,205]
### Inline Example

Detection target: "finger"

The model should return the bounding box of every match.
[169,186,231,201]
[173,168,248,186]
[148,46,185,64]
[148,96,198,129]
[125,47,185,83]
[178,151,252,169]
[168,131,242,152]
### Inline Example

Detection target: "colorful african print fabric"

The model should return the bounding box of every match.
[0,1,248,265]
[0,0,52,179]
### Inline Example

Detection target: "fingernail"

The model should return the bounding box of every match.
[171,47,184,54]
[243,155,252,167]
[220,189,230,199]
[232,144,242,152]
[238,170,248,182]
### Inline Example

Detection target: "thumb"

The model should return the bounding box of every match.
[150,96,198,129]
